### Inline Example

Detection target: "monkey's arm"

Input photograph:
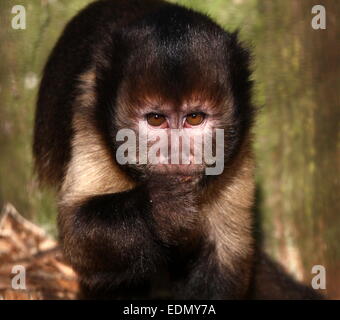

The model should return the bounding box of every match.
[172,242,252,299]
[58,186,162,299]
[250,251,324,300]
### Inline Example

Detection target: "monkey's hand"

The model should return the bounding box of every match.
[145,174,203,246]
[147,172,202,193]
[58,186,163,298]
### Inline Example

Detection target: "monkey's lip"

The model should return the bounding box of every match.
[148,163,205,175]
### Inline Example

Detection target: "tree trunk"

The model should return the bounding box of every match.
[254,0,339,298]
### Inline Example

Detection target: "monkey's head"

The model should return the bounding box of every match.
[95,5,253,180]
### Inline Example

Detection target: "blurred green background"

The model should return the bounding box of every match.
[0,0,339,298]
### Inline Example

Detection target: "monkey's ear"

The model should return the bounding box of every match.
[93,31,129,142]
[228,30,253,92]
[95,31,127,90]
[225,30,255,133]
[228,29,253,83]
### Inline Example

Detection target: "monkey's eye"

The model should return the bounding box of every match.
[146,113,167,127]
[185,112,205,126]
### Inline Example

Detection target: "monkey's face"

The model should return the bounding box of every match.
[99,16,253,179]
[114,76,232,178]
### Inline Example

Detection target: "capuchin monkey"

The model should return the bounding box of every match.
[33,0,321,299]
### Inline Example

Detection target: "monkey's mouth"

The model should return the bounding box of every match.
[147,163,205,175]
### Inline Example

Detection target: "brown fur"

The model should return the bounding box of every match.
[201,138,255,294]
[56,63,255,298]
[60,69,135,206]
[33,0,322,299]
